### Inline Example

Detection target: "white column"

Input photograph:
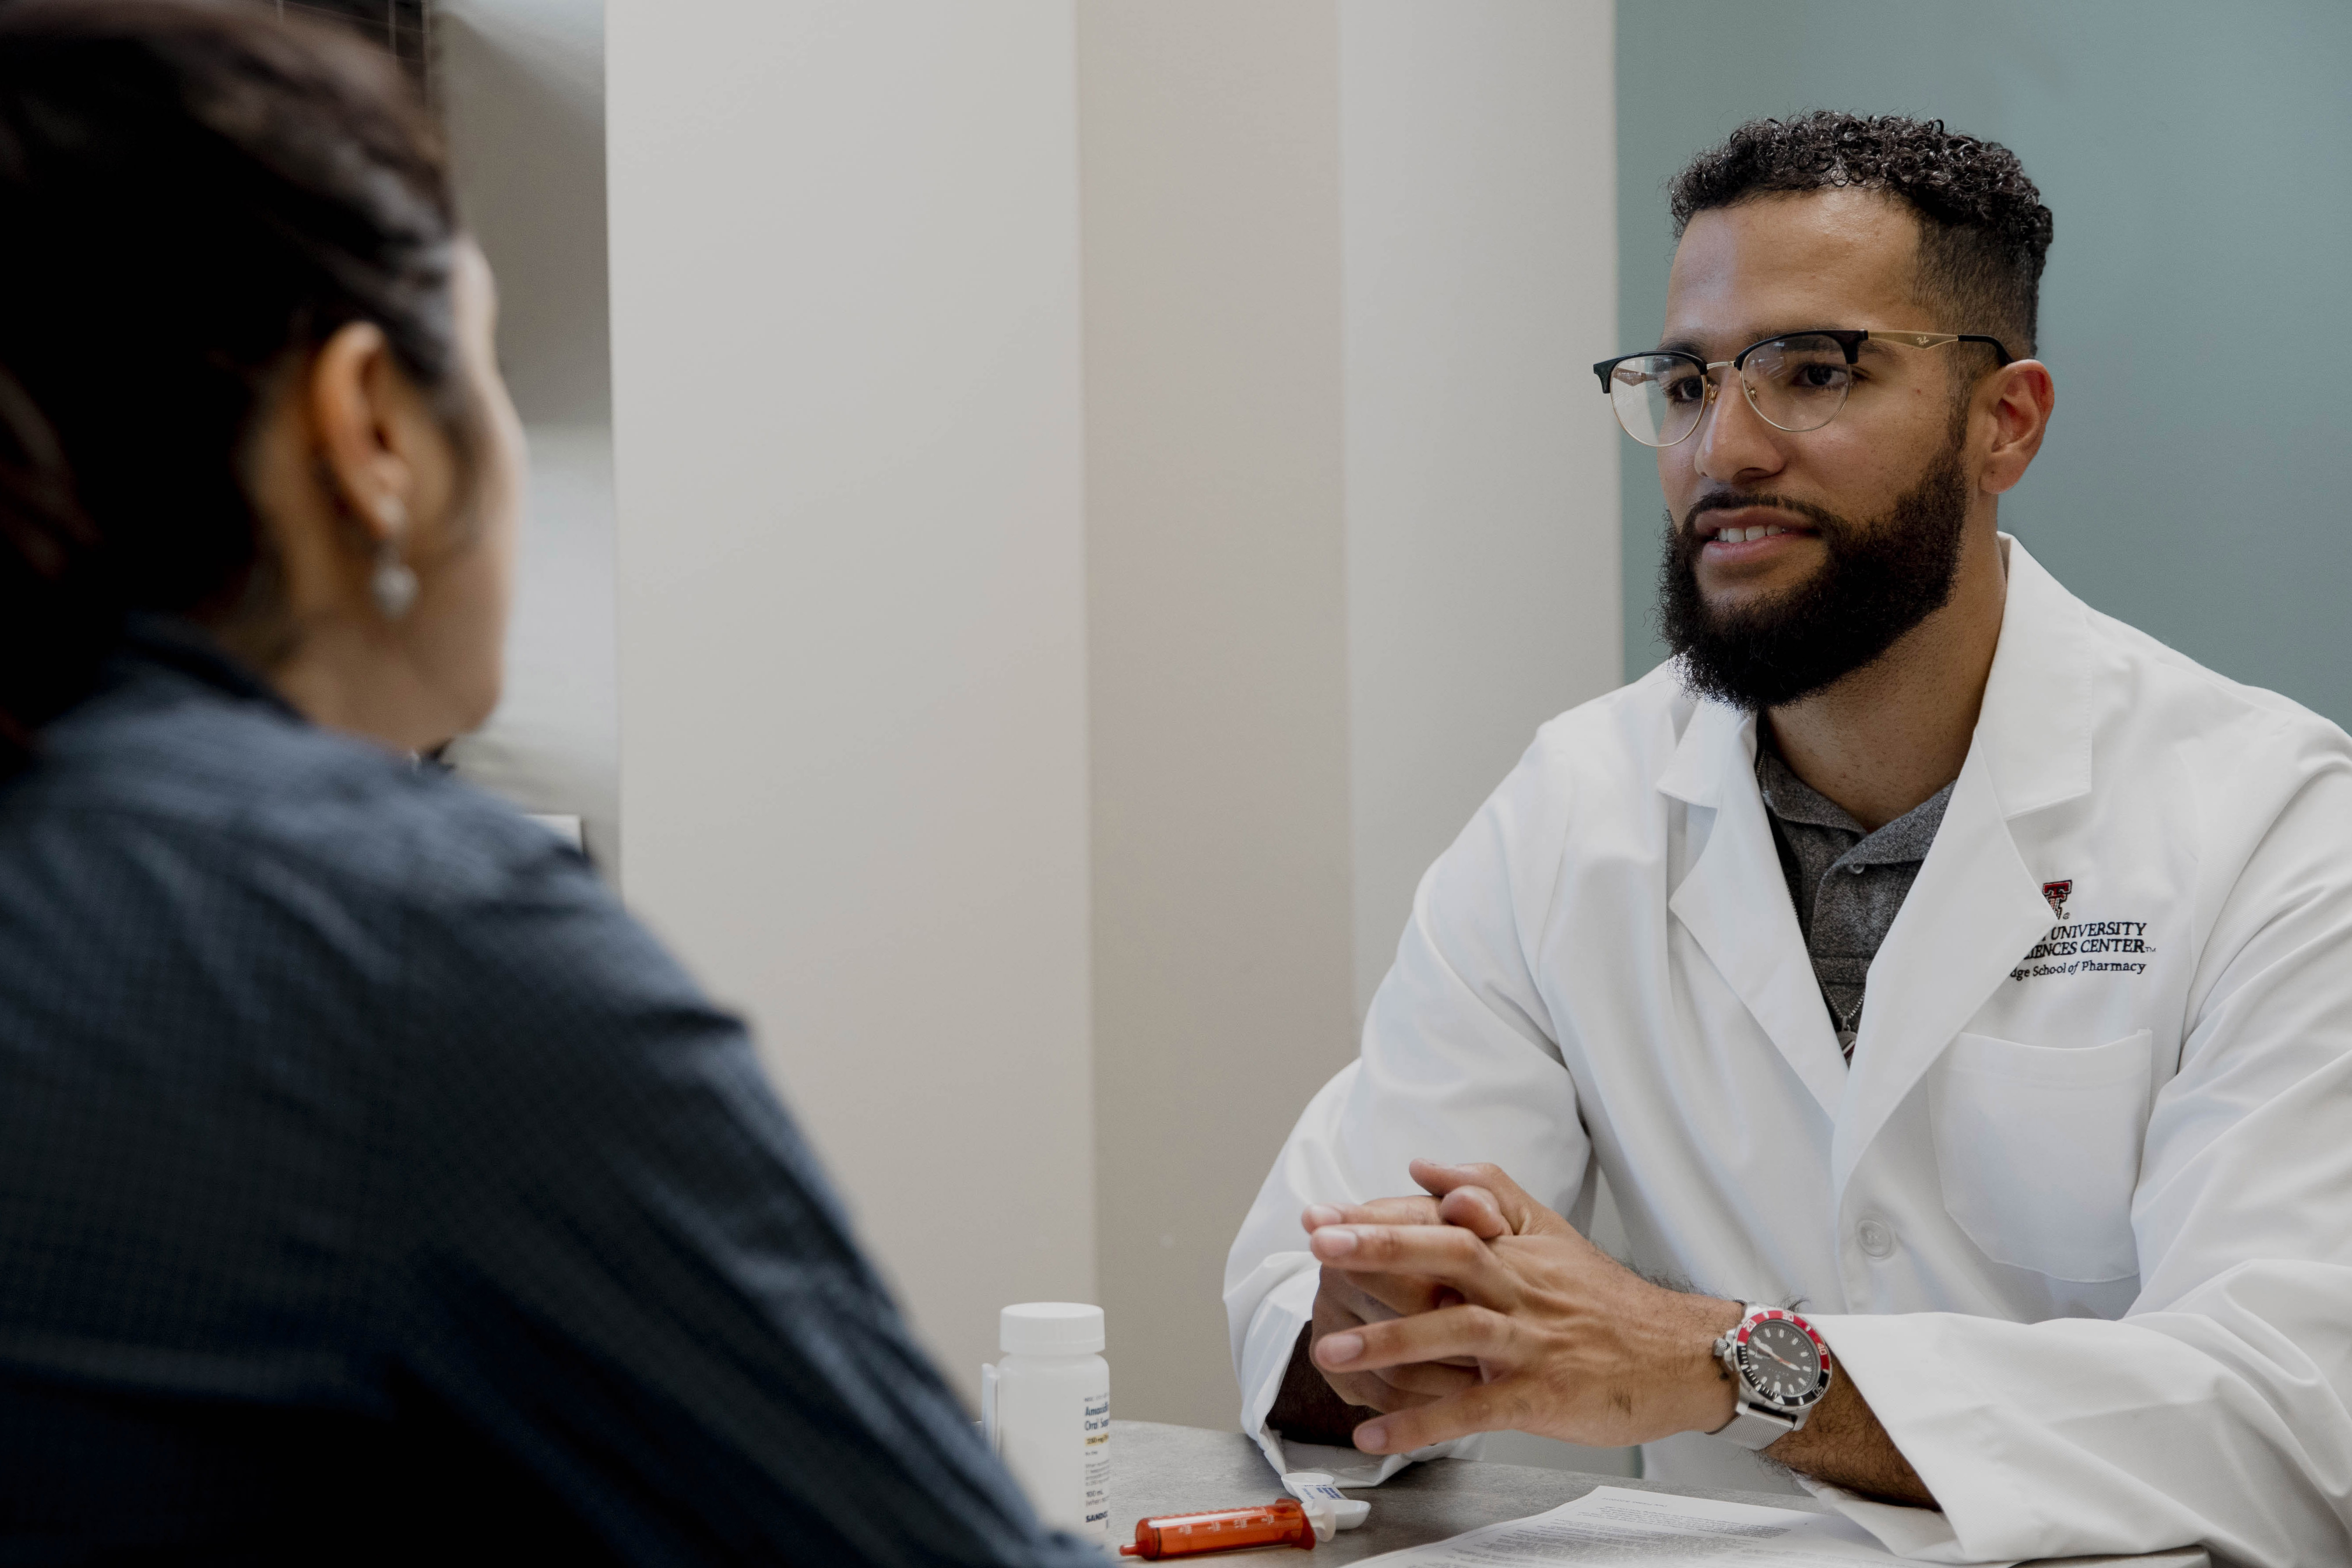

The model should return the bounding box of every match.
[605,0,1095,1392]
[1080,0,1360,1432]
[1338,1,1627,1472]
[1341,0,1621,1019]
[1081,0,1620,1429]
[606,0,1618,1433]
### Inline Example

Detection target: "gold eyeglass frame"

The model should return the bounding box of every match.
[1591,328,2015,447]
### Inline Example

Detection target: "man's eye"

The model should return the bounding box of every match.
[1664,377,1706,404]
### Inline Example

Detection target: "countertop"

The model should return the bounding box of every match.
[1104,1420,2207,1566]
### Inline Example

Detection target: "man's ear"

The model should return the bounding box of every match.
[1980,359,2054,497]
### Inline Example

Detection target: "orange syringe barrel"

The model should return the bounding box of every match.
[1118,1497,1318,1558]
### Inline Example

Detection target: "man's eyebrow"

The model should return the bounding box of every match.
[1656,326,1865,361]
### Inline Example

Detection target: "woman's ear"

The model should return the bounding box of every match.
[304,321,433,556]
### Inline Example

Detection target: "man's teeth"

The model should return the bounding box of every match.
[1714,523,1791,544]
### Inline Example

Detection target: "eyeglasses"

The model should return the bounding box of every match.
[1592,329,2013,448]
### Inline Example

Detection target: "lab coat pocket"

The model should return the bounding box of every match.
[1930,1029,2153,1283]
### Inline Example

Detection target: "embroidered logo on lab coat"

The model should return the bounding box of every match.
[2011,909,2155,982]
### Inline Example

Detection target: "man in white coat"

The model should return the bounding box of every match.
[1224,112,2352,1565]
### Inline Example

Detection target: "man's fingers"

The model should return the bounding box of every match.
[1302,1194,1445,1234]
[1408,1158,1573,1239]
[1350,1378,1532,1456]
[1320,1268,1407,1326]
[1337,1267,1455,1322]
[1337,1355,1481,1400]
[1318,1367,1418,1414]
[1435,1184,1507,1240]
[1310,1221,1517,1303]
[1324,1252,1454,1323]
[1312,1301,1514,1379]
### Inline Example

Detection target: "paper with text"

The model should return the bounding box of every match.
[1354,1485,2016,1567]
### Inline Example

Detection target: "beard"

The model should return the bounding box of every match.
[1655,440,1972,711]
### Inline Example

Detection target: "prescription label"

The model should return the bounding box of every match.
[1082,1390,1111,1534]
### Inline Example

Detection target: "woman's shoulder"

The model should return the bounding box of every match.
[23,656,596,921]
[7,658,707,1096]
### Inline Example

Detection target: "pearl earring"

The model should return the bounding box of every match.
[370,496,417,620]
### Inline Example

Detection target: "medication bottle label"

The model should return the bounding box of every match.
[1082,1389,1111,1534]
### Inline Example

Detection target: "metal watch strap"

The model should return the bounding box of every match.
[1713,1399,1800,1451]
[1710,1303,1814,1451]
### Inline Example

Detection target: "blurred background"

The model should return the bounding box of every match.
[311,0,2349,1473]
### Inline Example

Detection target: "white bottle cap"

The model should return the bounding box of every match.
[1282,1472,1370,1530]
[999,1302,1105,1356]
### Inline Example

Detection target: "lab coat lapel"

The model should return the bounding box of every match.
[1829,748,2051,1197]
[1663,701,1848,1119]
[1830,536,2099,1199]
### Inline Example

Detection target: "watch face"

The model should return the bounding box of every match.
[1735,1313,1830,1408]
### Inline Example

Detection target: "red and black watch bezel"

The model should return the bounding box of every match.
[1729,1307,1833,1410]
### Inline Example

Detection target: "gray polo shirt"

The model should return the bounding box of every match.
[1756,742,1954,1061]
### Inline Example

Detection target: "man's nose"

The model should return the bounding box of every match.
[1692,369,1785,484]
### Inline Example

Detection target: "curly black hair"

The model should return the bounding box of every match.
[1669,112,2054,357]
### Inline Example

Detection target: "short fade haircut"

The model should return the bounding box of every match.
[1669,112,2054,358]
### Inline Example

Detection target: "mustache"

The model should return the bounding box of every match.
[1678,491,1847,536]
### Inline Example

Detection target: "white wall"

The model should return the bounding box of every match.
[436,0,620,870]
[1082,0,1621,1430]
[598,0,1619,1442]
[1341,0,1622,1020]
[605,0,1096,1392]
[1081,0,1361,1435]
[1339,2,1626,1469]
[435,0,609,426]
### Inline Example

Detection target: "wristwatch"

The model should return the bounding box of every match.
[1710,1304,1833,1449]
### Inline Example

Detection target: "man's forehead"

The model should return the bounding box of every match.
[1659,189,1923,351]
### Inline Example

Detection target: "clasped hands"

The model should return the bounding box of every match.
[1303,1159,1742,1455]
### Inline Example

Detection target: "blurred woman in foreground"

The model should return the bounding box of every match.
[0,4,1094,1562]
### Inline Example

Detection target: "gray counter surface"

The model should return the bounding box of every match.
[1105,1420,2207,1566]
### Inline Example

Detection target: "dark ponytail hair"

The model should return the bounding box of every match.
[0,0,465,772]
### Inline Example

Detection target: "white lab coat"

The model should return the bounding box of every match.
[1224,537,2352,1566]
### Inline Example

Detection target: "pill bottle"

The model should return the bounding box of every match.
[982,1302,1110,1539]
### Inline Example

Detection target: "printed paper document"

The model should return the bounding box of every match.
[1355,1485,2015,1566]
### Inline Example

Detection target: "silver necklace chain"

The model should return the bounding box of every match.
[1831,993,1861,1061]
